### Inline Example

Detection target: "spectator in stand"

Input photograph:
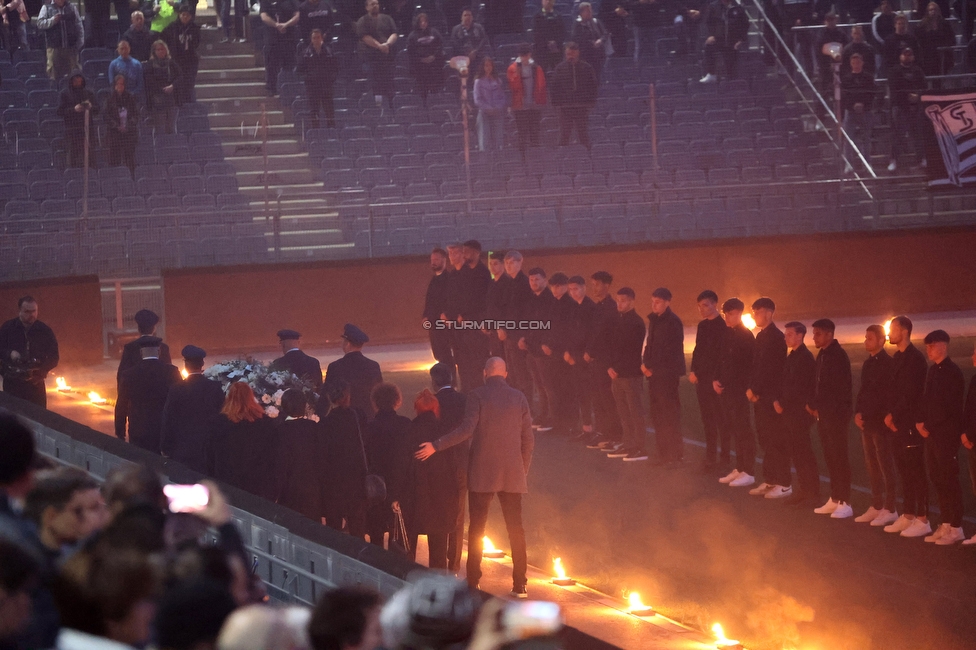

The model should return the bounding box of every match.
[533,0,565,72]
[484,0,523,36]
[299,28,339,129]
[23,468,99,561]
[322,381,369,539]
[221,0,249,43]
[261,0,300,97]
[606,287,647,461]
[961,341,976,545]
[108,40,144,104]
[698,0,748,82]
[122,11,161,62]
[37,0,83,81]
[406,13,444,107]
[162,5,201,104]
[57,73,98,169]
[298,0,336,41]
[206,382,279,501]
[356,0,397,108]
[104,75,140,177]
[308,588,383,650]
[616,0,671,63]
[507,43,547,160]
[842,24,876,76]
[887,46,926,172]
[599,0,630,59]
[774,0,814,74]
[0,0,29,52]
[274,389,327,521]
[473,57,507,152]
[549,42,598,149]
[83,0,119,48]
[881,13,919,72]
[915,2,955,77]
[571,3,608,82]
[871,0,896,47]
[814,12,848,112]
[144,40,181,134]
[450,8,490,91]
[840,52,876,173]
[363,383,411,548]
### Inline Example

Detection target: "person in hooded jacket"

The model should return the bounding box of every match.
[57,73,98,168]
[104,74,139,177]
[161,5,201,104]
[406,12,444,107]
[144,39,181,133]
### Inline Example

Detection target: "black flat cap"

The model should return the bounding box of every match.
[134,309,160,329]
[181,345,207,360]
[277,329,301,341]
[342,323,369,345]
[924,329,950,344]
[138,336,163,348]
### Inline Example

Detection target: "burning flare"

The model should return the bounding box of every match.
[553,558,567,580]
[181,368,190,379]
[87,391,108,405]
[482,536,504,558]
[883,318,892,340]
[712,623,741,648]
[626,592,654,616]
[741,313,757,330]
[55,377,71,392]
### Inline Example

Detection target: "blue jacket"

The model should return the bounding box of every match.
[474,76,507,111]
[108,56,145,102]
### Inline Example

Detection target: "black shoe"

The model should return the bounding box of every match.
[585,435,607,449]
[510,585,528,599]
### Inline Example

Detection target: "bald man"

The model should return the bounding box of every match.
[416,357,534,598]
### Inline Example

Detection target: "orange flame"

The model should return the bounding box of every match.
[553,558,567,580]
[181,368,190,379]
[87,391,107,405]
[628,592,648,611]
[55,377,71,391]
[483,536,498,552]
[741,313,757,330]
[712,623,740,647]
[883,318,892,341]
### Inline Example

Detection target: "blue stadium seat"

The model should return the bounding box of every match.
[391,166,426,186]
[3,199,39,219]
[14,61,45,79]
[136,164,168,180]
[177,116,210,134]
[206,175,238,194]
[0,183,29,202]
[323,169,359,190]
[217,192,249,209]
[138,177,172,196]
[168,162,202,179]
[204,162,235,177]
[2,107,34,124]
[41,199,75,216]
[65,179,99,199]
[6,120,38,137]
[27,90,58,108]
[17,150,51,168]
[182,194,216,212]
[29,180,64,200]
[171,176,206,196]
[39,120,64,139]
[147,194,180,211]
[99,177,135,198]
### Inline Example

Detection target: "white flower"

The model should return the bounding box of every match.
[261,394,272,404]
[228,370,243,379]
[265,406,279,418]
[272,389,284,405]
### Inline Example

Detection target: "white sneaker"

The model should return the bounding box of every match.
[813,498,839,515]
[764,485,793,499]
[884,515,914,533]
[935,526,965,546]
[718,469,741,484]
[854,506,881,523]
[830,502,854,519]
[924,523,950,543]
[870,509,898,527]
[887,160,897,172]
[748,482,774,496]
[961,533,976,545]
[900,518,933,538]
[729,472,756,487]
[699,73,717,84]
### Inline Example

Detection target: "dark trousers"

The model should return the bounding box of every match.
[366,52,395,104]
[611,376,646,451]
[220,0,247,39]
[408,532,450,569]
[817,415,852,503]
[590,363,621,440]
[696,380,727,462]
[551,357,578,432]
[429,328,456,368]
[570,361,593,428]
[456,330,490,393]
[703,41,737,78]
[307,84,335,129]
[558,106,590,148]
[648,375,682,461]
[925,433,964,527]
[513,108,541,156]
[2,379,46,408]
[968,445,976,497]
[861,427,897,511]
[174,59,198,105]
[890,104,924,163]
[785,412,821,499]
[447,491,466,572]
[107,134,136,176]
[503,337,531,397]
[721,388,754,474]
[526,353,555,424]
[892,428,929,517]
[265,38,296,94]
[466,491,527,590]
[755,400,791,486]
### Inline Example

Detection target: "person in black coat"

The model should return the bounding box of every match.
[746,297,789,496]
[607,287,647,460]
[406,13,444,106]
[485,252,509,361]
[583,272,623,449]
[206,382,279,501]
[883,315,931,534]
[689,290,727,471]
[778,322,821,507]
[431,362,467,571]
[321,380,368,538]
[115,337,182,453]
[521,269,557,431]
[0,296,59,408]
[363,383,411,548]
[853,325,897,523]
[452,241,493,394]
[715,298,756,484]
[916,330,966,544]
[961,342,976,545]
[565,276,597,440]
[271,329,323,388]
[541,273,576,435]
[498,251,533,397]
[641,287,685,464]
[57,73,99,169]
[104,74,140,178]
[275,389,327,521]
[161,5,201,104]
[533,0,565,72]
[159,345,225,472]
[298,27,339,129]
[699,0,748,82]
[323,324,382,419]
[118,309,171,385]
[549,43,598,149]
[809,319,854,518]
[423,247,455,369]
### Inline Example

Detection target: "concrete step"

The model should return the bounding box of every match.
[250,197,338,216]
[236,166,318,186]
[213,123,297,141]
[199,53,258,71]
[208,110,286,128]
[196,96,283,114]
[226,150,309,170]
[239,182,324,199]
[197,67,266,84]
[195,81,266,100]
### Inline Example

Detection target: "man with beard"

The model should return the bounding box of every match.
[0,297,59,408]
[452,241,492,393]
[423,247,454,371]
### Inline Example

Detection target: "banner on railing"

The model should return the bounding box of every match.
[922,91,976,187]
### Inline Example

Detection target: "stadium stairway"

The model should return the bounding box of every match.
[194,24,353,259]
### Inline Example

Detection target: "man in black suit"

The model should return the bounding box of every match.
[117,309,171,384]
[0,296,59,408]
[689,290,728,472]
[485,251,509,360]
[584,271,623,450]
[115,337,182,453]
[498,251,533,397]
[640,287,685,465]
[715,298,757,487]
[566,276,597,441]
[271,329,323,388]
[324,323,382,419]
[431,362,467,572]
[423,247,455,369]
[521,268,556,431]
[159,345,225,472]
[453,240,493,393]
[778,322,822,508]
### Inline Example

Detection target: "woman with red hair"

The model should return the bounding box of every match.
[206,382,278,500]
[392,389,462,569]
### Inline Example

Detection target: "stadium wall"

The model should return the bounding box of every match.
[0,275,103,366]
[162,227,976,352]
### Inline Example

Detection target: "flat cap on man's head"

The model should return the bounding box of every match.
[277,329,301,341]
[924,329,950,344]
[134,309,160,329]
[181,345,207,360]
[138,336,163,348]
[651,287,672,301]
[342,323,369,346]
[616,287,635,298]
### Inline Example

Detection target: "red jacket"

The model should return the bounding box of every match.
[507,60,547,110]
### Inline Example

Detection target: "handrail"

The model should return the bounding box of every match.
[789,16,959,31]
